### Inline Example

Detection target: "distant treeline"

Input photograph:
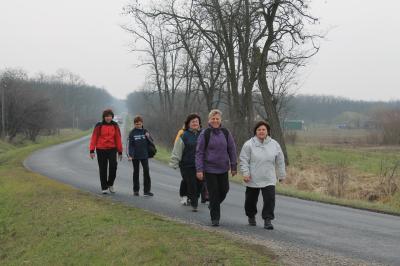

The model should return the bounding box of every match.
[0,69,114,141]
[286,95,400,124]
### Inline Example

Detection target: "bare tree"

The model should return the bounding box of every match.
[123,0,322,159]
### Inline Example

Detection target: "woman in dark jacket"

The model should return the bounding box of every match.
[170,114,202,212]
[128,115,154,197]
[89,109,123,194]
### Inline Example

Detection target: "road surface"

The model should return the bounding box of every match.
[24,135,400,265]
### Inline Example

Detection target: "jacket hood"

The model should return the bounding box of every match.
[252,136,272,146]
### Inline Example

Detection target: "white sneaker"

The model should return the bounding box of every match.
[109,186,115,193]
[102,190,108,194]
[180,196,188,205]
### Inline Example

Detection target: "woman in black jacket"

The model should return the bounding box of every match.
[128,115,154,197]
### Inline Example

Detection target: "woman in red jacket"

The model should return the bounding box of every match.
[89,109,123,194]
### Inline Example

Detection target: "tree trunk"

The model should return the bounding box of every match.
[258,68,289,165]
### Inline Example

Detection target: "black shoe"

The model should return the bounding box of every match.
[133,191,139,196]
[264,219,274,230]
[211,220,219,227]
[144,192,154,197]
[248,217,256,226]
[192,206,198,212]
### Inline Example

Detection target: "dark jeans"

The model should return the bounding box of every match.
[180,167,203,208]
[205,172,229,221]
[96,148,117,190]
[132,159,151,193]
[245,186,275,220]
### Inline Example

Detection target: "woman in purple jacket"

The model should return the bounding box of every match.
[196,109,237,226]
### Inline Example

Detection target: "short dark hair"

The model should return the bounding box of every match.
[134,115,143,124]
[102,109,114,119]
[253,120,271,136]
[184,113,202,130]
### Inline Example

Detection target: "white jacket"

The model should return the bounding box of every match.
[239,136,286,188]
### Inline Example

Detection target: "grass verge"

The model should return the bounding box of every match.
[0,132,276,265]
[155,145,400,216]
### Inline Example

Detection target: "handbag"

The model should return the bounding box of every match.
[145,129,157,158]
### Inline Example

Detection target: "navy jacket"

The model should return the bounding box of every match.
[180,129,200,168]
[128,128,150,160]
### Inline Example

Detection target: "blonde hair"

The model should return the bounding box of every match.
[208,109,222,119]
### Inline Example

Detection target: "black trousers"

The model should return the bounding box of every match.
[205,172,229,221]
[179,178,187,197]
[96,149,117,190]
[180,167,203,208]
[245,186,275,220]
[132,159,151,193]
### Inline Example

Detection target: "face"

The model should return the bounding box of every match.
[256,125,268,139]
[208,114,221,128]
[104,115,113,123]
[134,121,143,129]
[189,118,200,130]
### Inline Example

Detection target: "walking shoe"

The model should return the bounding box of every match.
[180,196,188,205]
[109,186,115,193]
[144,192,154,197]
[102,190,108,194]
[264,219,274,230]
[211,220,219,227]
[133,191,139,196]
[248,217,256,226]
[192,206,198,212]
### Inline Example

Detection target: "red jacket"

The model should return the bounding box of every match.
[89,121,123,154]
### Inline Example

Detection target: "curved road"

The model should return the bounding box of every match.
[24,135,400,265]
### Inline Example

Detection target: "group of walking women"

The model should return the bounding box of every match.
[90,108,286,230]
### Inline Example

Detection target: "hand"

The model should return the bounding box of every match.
[118,154,123,161]
[231,170,237,176]
[128,156,133,161]
[90,153,95,159]
[196,172,204,181]
[145,132,150,138]
[243,175,251,183]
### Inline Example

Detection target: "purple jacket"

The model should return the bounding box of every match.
[195,126,237,174]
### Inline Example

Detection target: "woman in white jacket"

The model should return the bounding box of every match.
[239,121,286,230]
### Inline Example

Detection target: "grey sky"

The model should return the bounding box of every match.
[0,0,399,101]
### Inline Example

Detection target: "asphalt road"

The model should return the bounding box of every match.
[24,135,400,265]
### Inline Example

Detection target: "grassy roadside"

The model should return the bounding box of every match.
[0,132,276,265]
[154,145,400,216]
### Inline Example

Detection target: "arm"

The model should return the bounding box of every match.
[89,125,99,153]
[115,126,123,155]
[169,137,184,169]
[227,131,238,172]
[275,142,286,180]
[128,132,135,158]
[239,141,251,178]
[195,131,206,173]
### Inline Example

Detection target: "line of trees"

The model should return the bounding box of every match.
[123,0,322,162]
[287,95,400,124]
[0,68,114,142]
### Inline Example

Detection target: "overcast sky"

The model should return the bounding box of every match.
[0,0,399,101]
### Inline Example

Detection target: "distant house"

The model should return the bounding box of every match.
[283,120,305,131]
